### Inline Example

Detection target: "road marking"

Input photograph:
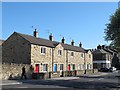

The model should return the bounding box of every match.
[17,87,28,88]
[89,79,94,81]
[98,78,104,80]
[1,82,22,86]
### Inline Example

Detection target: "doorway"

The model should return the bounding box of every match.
[68,64,70,71]
[35,64,39,73]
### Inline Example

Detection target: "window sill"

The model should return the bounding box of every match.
[43,71,48,73]
[53,72,57,74]
[41,53,46,55]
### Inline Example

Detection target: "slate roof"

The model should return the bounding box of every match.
[92,49,109,54]
[16,32,85,52]
[103,48,115,54]
[17,32,55,48]
[109,48,118,53]
[61,43,85,52]
[85,49,91,53]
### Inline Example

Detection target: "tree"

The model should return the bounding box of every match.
[104,8,120,51]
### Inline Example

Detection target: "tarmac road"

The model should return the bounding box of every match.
[1,71,120,90]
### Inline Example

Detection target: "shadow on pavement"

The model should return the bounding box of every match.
[12,78,120,90]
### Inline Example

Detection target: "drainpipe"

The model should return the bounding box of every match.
[66,50,68,71]
[52,48,54,72]
[84,52,86,70]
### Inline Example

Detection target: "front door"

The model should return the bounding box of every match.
[68,64,70,71]
[54,64,57,72]
[35,64,39,73]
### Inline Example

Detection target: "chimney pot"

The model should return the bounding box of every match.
[79,42,82,47]
[49,33,53,41]
[97,45,101,49]
[62,37,65,44]
[102,45,105,49]
[71,40,74,46]
[33,29,38,38]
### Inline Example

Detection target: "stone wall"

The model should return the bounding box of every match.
[31,44,53,72]
[1,32,95,79]
[76,70,85,75]
[0,40,3,80]
[0,40,3,45]
[53,44,66,71]
[2,63,32,80]
[49,72,61,78]
[2,32,31,64]
[67,50,85,70]
[0,46,2,80]
[2,63,98,80]
[85,50,93,69]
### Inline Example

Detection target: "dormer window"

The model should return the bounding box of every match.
[41,47,46,54]
[58,50,62,56]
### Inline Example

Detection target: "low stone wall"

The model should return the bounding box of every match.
[49,72,60,78]
[77,70,85,75]
[93,69,98,73]
[2,64,98,80]
[49,69,98,78]
[85,70,93,74]
[2,63,32,80]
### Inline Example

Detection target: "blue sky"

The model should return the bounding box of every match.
[2,2,118,49]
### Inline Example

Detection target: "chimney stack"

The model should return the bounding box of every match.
[102,45,105,49]
[33,29,38,38]
[97,45,102,49]
[71,40,74,46]
[79,42,82,47]
[61,37,65,44]
[49,33,53,41]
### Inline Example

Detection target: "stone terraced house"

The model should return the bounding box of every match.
[0,39,4,80]
[2,30,93,79]
[93,45,119,69]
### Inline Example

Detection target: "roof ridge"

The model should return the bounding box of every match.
[14,32,85,52]
[16,32,84,48]
[15,32,52,42]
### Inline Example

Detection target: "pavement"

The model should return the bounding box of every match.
[79,72,110,77]
[1,80,22,86]
[49,72,111,80]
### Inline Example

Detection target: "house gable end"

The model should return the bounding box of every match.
[2,32,31,64]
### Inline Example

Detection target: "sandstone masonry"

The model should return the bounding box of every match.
[2,31,93,79]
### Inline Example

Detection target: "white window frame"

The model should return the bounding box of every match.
[60,64,64,71]
[81,53,84,58]
[71,64,75,71]
[41,47,46,54]
[71,52,74,57]
[90,64,92,69]
[43,64,48,72]
[78,64,81,70]
[58,50,62,56]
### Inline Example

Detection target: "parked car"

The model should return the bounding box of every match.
[99,67,110,72]
[109,67,116,72]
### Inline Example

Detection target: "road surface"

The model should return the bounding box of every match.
[1,71,120,90]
